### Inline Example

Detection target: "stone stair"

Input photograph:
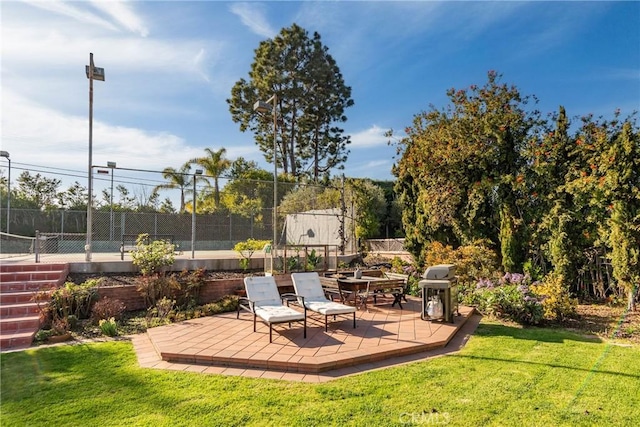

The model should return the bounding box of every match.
[0,263,69,351]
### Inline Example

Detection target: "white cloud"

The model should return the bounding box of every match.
[348,125,389,148]
[1,24,215,78]
[22,0,121,32]
[22,0,149,37]
[1,90,203,174]
[229,2,275,38]
[91,0,149,37]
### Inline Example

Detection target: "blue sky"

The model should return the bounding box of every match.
[1,1,639,201]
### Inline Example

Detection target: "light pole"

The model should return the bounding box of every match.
[85,53,105,262]
[253,94,278,263]
[191,169,203,259]
[107,161,116,241]
[0,151,10,234]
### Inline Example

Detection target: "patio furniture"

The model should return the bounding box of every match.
[336,277,407,310]
[291,272,357,331]
[323,274,407,310]
[237,276,306,343]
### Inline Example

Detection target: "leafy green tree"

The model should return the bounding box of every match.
[525,106,585,283]
[228,23,354,181]
[190,148,231,210]
[155,162,192,213]
[58,181,88,210]
[598,120,639,310]
[371,180,404,238]
[158,198,176,214]
[15,171,61,209]
[114,184,136,211]
[134,187,160,213]
[278,184,335,215]
[347,178,387,245]
[392,72,542,270]
[221,160,270,220]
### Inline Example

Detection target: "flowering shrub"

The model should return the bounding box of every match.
[467,271,577,325]
[530,272,577,321]
[469,273,544,325]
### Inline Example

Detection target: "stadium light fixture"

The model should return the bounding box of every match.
[253,94,278,262]
[85,53,105,262]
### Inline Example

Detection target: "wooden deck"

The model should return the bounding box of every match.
[135,295,478,382]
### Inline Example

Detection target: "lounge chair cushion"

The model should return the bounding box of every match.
[244,276,305,323]
[303,298,356,315]
[290,272,328,300]
[291,272,356,315]
[253,304,305,323]
[244,276,283,307]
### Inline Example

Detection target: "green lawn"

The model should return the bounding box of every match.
[2,322,639,426]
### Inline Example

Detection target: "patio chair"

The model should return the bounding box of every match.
[291,272,357,331]
[237,276,306,343]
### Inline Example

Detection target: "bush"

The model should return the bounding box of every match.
[91,297,126,323]
[136,274,180,308]
[131,234,175,276]
[99,317,118,337]
[421,240,500,299]
[468,272,578,325]
[306,249,322,271]
[470,273,544,325]
[51,280,100,320]
[173,269,206,309]
[234,239,270,271]
[423,241,499,281]
[531,272,577,321]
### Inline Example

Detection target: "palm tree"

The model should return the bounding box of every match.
[190,148,231,209]
[154,162,192,213]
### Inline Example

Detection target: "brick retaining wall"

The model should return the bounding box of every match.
[95,275,297,311]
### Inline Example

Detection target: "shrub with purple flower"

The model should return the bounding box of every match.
[465,272,543,325]
[476,278,495,289]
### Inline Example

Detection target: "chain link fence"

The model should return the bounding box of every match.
[0,208,275,262]
[0,175,389,263]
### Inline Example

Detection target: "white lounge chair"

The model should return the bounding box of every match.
[237,276,306,343]
[291,272,356,331]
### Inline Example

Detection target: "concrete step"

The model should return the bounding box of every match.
[0,271,67,282]
[0,330,36,351]
[0,290,37,305]
[0,279,59,293]
[0,302,42,317]
[0,315,41,332]
[0,263,68,273]
[0,263,69,351]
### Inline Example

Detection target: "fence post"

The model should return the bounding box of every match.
[35,230,40,263]
[60,210,65,240]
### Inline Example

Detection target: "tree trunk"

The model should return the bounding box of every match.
[628,285,638,312]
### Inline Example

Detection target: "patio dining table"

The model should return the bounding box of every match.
[319,275,407,310]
